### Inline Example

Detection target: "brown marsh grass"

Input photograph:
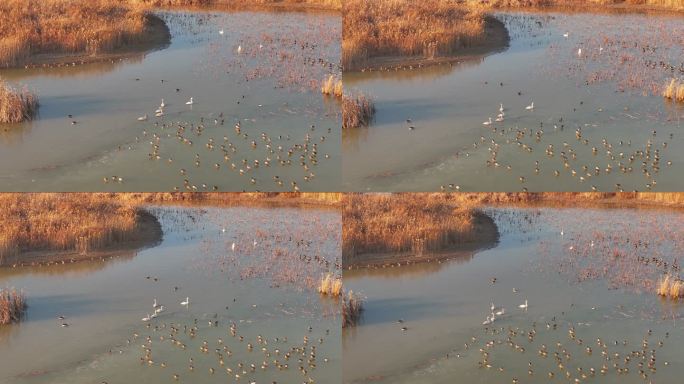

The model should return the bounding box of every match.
[343,193,492,259]
[0,194,142,260]
[0,0,155,68]
[318,272,343,296]
[321,75,343,97]
[0,288,27,325]
[343,0,486,70]
[342,93,375,129]
[0,80,38,123]
[342,290,363,328]
[0,192,339,263]
[467,0,684,10]
[663,78,684,102]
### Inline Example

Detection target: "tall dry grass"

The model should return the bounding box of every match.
[0,288,26,325]
[343,0,486,70]
[657,275,684,299]
[663,78,684,102]
[321,75,343,97]
[0,194,141,260]
[342,290,363,328]
[318,272,343,296]
[133,0,341,9]
[0,79,38,123]
[467,0,684,10]
[0,0,156,68]
[342,93,375,129]
[343,193,493,258]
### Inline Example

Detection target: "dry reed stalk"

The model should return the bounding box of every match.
[342,290,363,328]
[318,272,343,296]
[0,288,26,325]
[657,275,684,299]
[0,79,38,123]
[342,93,375,129]
[321,75,343,97]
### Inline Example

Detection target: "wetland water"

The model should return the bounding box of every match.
[0,10,340,192]
[343,206,684,383]
[343,11,684,192]
[0,205,341,384]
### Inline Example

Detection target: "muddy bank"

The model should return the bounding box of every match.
[344,210,499,269]
[0,210,163,268]
[16,14,171,70]
[351,15,509,72]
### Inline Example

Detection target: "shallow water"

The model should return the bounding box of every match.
[343,206,684,383]
[0,10,341,192]
[343,11,684,192]
[0,205,341,384]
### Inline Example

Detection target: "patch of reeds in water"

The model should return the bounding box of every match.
[318,272,343,296]
[342,290,363,328]
[342,93,375,129]
[0,288,26,325]
[321,75,343,97]
[657,275,684,299]
[663,78,684,103]
[0,80,38,123]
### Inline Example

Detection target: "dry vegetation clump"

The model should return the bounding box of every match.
[657,275,684,299]
[342,290,363,328]
[343,194,494,258]
[663,78,684,102]
[0,288,26,325]
[0,80,38,123]
[0,194,143,260]
[343,0,486,70]
[321,75,343,97]
[468,0,684,10]
[342,93,375,129]
[318,272,343,296]
[0,0,162,68]
[131,0,341,10]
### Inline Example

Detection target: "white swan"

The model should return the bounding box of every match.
[237,45,243,54]
[482,315,493,325]
[495,114,504,122]
[155,305,165,314]
[219,29,224,35]
[186,97,194,105]
[519,299,528,310]
[499,103,505,113]
[577,48,582,57]
[526,102,534,111]
[563,32,569,38]
[181,297,190,306]
[483,117,492,126]
[231,242,236,252]
[153,298,159,308]
[160,99,165,108]
[142,314,151,322]
[253,239,258,247]
[495,308,505,316]
[137,114,148,121]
